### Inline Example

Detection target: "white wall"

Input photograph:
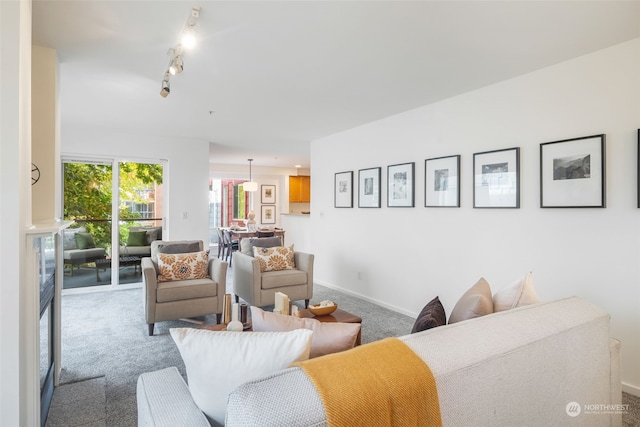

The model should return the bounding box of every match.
[63,132,210,243]
[310,39,640,394]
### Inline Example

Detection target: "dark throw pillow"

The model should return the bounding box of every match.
[411,296,446,333]
[75,232,96,250]
[127,231,148,247]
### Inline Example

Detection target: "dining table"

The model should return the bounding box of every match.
[228,228,286,245]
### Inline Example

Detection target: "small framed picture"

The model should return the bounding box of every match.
[261,205,276,224]
[358,167,381,208]
[261,185,276,204]
[387,162,415,207]
[473,147,520,208]
[425,155,460,207]
[541,134,605,208]
[335,171,353,208]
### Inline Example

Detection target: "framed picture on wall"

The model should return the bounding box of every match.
[261,185,276,204]
[387,162,415,207]
[425,155,460,207]
[335,171,353,208]
[261,205,276,224]
[540,134,605,208]
[473,147,520,208]
[358,167,381,208]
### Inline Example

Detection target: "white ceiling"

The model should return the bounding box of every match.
[32,1,640,169]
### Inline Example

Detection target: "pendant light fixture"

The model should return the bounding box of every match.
[243,159,258,192]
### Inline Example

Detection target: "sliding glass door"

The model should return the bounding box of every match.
[62,159,164,290]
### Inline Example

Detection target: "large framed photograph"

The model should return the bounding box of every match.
[261,185,276,204]
[358,167,381,208]
[473,147,520,208]
[425,155,460,207]
[334,171,353,208]
[387,162,415,207]
[540,134,605,208]
[261,205,276,224]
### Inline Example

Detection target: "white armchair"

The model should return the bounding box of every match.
[142,240,227,335]
[233,239,314,308]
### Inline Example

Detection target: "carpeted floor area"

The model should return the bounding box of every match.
[47,268,640,426]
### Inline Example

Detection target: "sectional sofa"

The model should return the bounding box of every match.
[137,297,621,426]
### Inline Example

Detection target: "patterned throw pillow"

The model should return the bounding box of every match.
[157,251,210,282]
[252,245,295,272]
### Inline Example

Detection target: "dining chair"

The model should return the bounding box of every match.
[216,228,225,259]
[223,230,239,266]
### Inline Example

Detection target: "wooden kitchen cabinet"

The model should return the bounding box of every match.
[289,175,310,203]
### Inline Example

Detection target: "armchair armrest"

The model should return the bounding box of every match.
[233,252,262,304]
[208,258,228,314]
[294,252,314,302]
[142,257,158,324]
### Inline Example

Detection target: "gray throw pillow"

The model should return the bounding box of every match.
[157,242,201,254]
[240,237,283,256]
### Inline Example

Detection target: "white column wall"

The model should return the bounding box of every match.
[310,38,640,393]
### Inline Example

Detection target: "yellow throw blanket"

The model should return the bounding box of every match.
[294,337,442,427]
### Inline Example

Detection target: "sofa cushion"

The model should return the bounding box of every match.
[156,278,217,303]
[130,226,162,244]
[157,251,209,282]
[63,227,86,250]
[253,245,295,272]
[240,237,283,256]
[261,269,308,290]
[170,328,313,426]
[448,277,493,324]
[251,306,360,358]
[411,296,446,333]
[75,232,96,249]
[63,247,106,262]
[127,231,148,246]
[493,271,540,312]
[120,245,151,256]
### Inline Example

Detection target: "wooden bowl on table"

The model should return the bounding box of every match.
[308,303,337,316]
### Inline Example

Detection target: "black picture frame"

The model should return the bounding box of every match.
[540,134,606,208]
[358,167,381,208]
[473,147,520,208]
[334,171,353,208]
[425,155,460,207]
[387,162,415,207]
[261,185,276,204]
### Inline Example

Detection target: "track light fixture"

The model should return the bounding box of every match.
[160,73,170,98]
[159,6,200,98]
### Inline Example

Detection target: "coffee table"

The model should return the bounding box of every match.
[94,256,142,280]
[297,308,363,345]
[202,307,363,345]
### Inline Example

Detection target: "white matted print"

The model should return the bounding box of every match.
[425,155,460,207]
[473,147,520,208]
[358,167,381,208]
[261,205,276,224]
[334,171,353,208]
[387,162,415,207]
[540,134,605,208]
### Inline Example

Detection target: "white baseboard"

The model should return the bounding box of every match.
[622,382,640,397]
[314,280,417,318]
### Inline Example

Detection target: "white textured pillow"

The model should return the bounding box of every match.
[493,271,540,312]
[170,328,312,425]
[250,306,361,358]
[448,277,494,324]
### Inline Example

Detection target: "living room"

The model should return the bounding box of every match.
[2,1,640,426]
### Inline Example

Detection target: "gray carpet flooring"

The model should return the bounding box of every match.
[47,271,640,426]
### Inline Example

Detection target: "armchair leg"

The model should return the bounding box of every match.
[216,313,222,324]
[235,294,239,303]
[148,323,154,336]
[305,299,310,308]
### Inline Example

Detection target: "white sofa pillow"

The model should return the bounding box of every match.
[170,328,312,426]
[250,306,360,358]
[493,271,540,312]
